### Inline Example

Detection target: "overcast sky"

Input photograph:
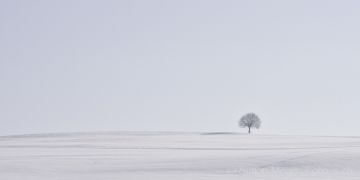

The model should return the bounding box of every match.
[1,0,360,136]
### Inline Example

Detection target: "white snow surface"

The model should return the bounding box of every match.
[1,132,360,180]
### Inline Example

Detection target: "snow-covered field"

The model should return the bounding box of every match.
[1,132,360,180]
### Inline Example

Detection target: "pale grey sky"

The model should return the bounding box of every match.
[1,0,360,136]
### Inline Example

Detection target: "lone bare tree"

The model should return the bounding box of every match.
[239,113,261,134]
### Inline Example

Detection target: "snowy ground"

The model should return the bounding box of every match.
[1,132,360,180]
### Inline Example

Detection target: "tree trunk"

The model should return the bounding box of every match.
[248,127,251,134]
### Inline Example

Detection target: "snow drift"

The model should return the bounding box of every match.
[1,132,360,180]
